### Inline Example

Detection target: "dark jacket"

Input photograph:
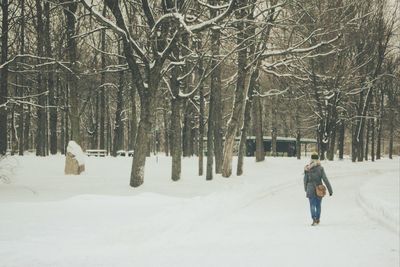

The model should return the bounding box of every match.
[303,160,333,198]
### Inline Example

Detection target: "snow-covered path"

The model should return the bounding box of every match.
[0,156,398,267]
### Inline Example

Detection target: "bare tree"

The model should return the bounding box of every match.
[0,0,9,155]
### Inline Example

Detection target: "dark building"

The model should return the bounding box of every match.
[244,136,317,157]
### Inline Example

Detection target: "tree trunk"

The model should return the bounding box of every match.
[388,105,394,159]
[17,0,25,155]
[44,2,57,155]
[209,1,223,174]
[237,66,258,175]
[253,89,264,162]
[351,121,357,162]
[222,5,248,178]
[129,74,138,151]
[107,97,112,154]
[10,100,15,155]
[357,122,364,162]
[163,102,169,156]
[371,118,375,162]
[206,100,214,180]
[0,0,9,155]
[206,76,215,180]
[35,0,46,156]
[364,119,370,161]
[327,118,337,161]
[271,128,277,157]
[113,41,125,156]
[130,87,155,187]
[170,53,182,181]
[63,1,80,145]
[296,130,301,160]
[99,2,107,150]
[182,104,193,157]
[376,90,384,160]
[198,40,205,176]
[237,14,258,174]
[338,120,345,160]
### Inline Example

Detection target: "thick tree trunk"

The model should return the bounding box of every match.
[63,1,80,145]
[209,3,223,174]
[206,102,214,180]
[222,7,248,178]
[237,89,253,175]
[237,66,258,175]
[182,105,193,157]
[327,118,337,161]
[130,101,152,187]
[170,58,182,181]
[0,0,9,155]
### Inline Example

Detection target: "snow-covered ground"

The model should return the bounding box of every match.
[0,155,398,267]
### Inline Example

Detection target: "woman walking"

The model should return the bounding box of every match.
[304,152,333,226]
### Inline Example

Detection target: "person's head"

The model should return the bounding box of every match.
[311,152,319,160]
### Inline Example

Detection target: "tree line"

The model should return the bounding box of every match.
[0,0,399,187]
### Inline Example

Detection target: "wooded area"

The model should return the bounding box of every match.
[0,0,399,187]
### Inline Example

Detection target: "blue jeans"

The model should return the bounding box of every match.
[309,196,322,220]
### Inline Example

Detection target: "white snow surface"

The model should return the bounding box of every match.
[0,155,399,267]
[66,141,85,165]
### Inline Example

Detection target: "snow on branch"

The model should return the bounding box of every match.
[152,13,193,36]
[197,1,230,10]
[188,0,237,33]
[260,34,341,59]
[254,87,289,98]
[261,67,309,81]
[0,54,75,75]
[72,27,107,39]
[80,0,148,64]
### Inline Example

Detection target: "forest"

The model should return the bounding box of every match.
[0,0,399,187]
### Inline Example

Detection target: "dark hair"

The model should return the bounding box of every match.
[311,153,319,160]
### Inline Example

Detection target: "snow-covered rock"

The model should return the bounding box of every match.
[64,141,85,175]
